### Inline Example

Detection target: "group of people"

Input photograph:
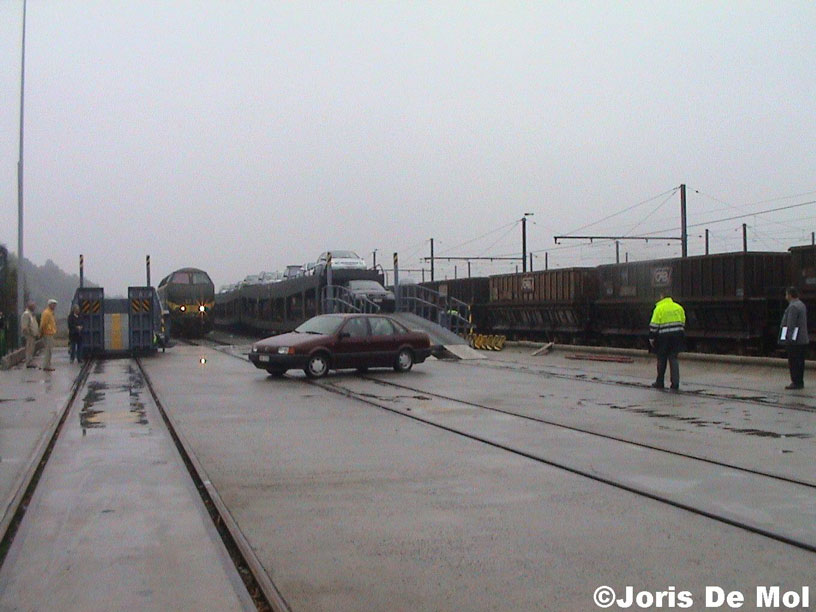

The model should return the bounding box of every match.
[649,287,809,391]
[19,300,84,371]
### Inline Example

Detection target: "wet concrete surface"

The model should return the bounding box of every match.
[0,349,82,535]
[326,374,816,547]
[387,352,816,487]
[0,358,253,611]
[142,345,816,611]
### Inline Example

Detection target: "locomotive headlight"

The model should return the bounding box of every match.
[198,305,206,312]
[179,305,186,312]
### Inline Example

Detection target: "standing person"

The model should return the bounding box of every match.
[67,304,83,363]
[20,301,39,368]
[648,292,686,390]
[0,310,6,358]
[40,299,58,371]
[780,286,809,390]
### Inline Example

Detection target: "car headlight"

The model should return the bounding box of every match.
[251,346,258,353]
[179,305,186,312]
[277,346,293,355]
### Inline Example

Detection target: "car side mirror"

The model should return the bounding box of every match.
[339,332,351,339]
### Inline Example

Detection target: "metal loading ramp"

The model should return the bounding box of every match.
[389,312,485,360]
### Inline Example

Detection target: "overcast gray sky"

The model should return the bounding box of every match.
[1,1,815,293]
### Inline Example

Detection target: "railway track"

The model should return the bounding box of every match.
[0,357,283,612]
[180,337,816,553]
[354,375,816,488]
[137,358,288,612]
[462,357,816,414]
[314,373,816,555]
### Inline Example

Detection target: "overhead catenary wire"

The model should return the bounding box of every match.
[437,220,519,256]
[560,187,679,237]
[622,191,680,238]
[690,186,812,235]
[477,222,521,257]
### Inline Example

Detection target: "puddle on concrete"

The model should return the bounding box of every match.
[79,363,150,433]
[605,403,813,440]
[80,407,105,431]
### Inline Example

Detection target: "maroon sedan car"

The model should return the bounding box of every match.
[249,313,433,378]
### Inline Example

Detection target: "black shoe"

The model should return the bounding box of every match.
[669,385,679,391]
[25,364,37,368]
[651,382,664,389]
[785,383,804,390]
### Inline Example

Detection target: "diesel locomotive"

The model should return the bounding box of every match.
[157,267,215,337]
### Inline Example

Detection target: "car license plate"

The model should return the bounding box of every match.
[258,354,270,362]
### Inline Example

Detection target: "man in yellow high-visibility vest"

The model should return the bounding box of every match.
[649,292,686,390]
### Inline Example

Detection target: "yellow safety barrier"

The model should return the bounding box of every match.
[467,333,506,351]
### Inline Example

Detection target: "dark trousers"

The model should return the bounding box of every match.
[69,337,83,362]
[655,333,683,388]
[787,344,807,386]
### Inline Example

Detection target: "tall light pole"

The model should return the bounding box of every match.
[522,213,533,273]
[17,0,28,341]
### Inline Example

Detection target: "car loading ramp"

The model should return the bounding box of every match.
[388,311,485,360]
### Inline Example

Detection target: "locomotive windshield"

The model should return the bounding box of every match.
[170,271,212,285]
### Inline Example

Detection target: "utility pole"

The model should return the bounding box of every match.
[522,213,533,272]
[17,0,28,339]
[372,249,377,269]
[615,240,620,264]
[529,253,533,272]
[545,252,548,270]
[705,229,710,255]
[430,238,434,282]
[742,223,748,252]
[467,260,471,278]
[680,183,688,258]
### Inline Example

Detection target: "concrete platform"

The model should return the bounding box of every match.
[0,348,82,536]
[142,345,816,611]
[0,357,253,611]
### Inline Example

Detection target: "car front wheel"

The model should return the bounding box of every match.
[305,353,330,379]
[394,348,414,373]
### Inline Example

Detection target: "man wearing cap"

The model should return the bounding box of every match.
[40,299,58,371]
[20,301,39,368]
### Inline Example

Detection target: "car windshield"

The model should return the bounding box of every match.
[294,315,345,335]
[331,251,360,259]
[348,281,385,291]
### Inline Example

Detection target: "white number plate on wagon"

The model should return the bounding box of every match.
[258,354,270,362]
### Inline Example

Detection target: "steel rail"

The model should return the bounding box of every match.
[462,358,816,414]
[187,338,816,553]
[0,359,92,567]
[356,375,816,489]
[315,377,816,556]
[137,359,290,612]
